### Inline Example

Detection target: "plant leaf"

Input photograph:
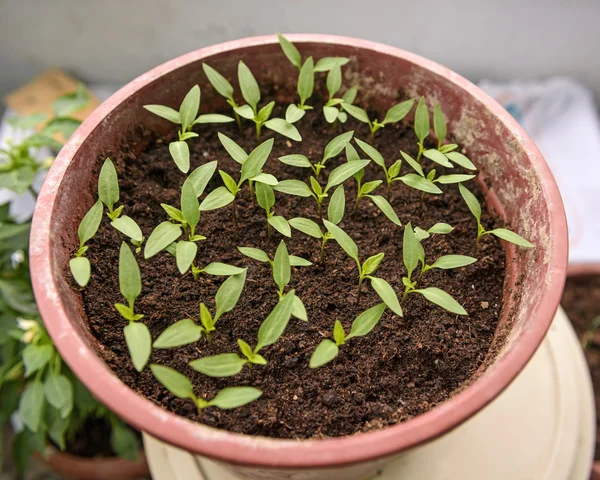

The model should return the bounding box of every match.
[218,132,248,164]
[234,104,255,119]
[188,161,218,197]
[291,295,308,321]
[181,178,200,231]
[19,381,44,432]
[326,66,342,98]
[327,184,346,225]
[383,99,415,125]
[274,179,313,197]
[355,138,384,168]
[342,87,358,104]
[98,158,119,211]
[214,270,247,322]
[264,119,302,141]
[445,152,477,171]
[298,57,314,105]
[429,223,454,234]
[240,138,274,184]
[111,215,143,242]
[202,63,234,99]
[285,104,306,123]
[423,149,453,168]
[400,151,424,177]
[255,181,275,212]
[190,353,247,377]
[257,101,275,123]
[279,154,312,168]
[362,252,384,276]
[346,303,386,340]
[144,105,181,123]
[309,340,339,368]
[436,174,476,184]
[145,222,182,258]
[414,96,430,144]
[289,255,312,267]
[433,103,447,146]
[415,287,467,315]
[194,114,234,124]
[124,322,151,372]
[368,195,401,226]
[403,223,421,279]
[325,160,370,192]
[23,344,53,377]
[199,187,235,211]
[399,174,442,194]
[70,257,91,287]
[169,141,190,173]
[176,241,198,274]
[360,180,382,196]
[487,228,534,248]
[44,373,73,415]
[78,199,103,247]
[150,364,195,400]
[273,241,291,293]
[153,319,203,348]
[458,183,481,223]
[277,33,302,68]
[252,173,279,185]
[341,103,370,124]
[323,106,339,123]
[370,277,403,316]
[268,216,291,237]
[314,57,350,72]
[429,254,477,270]
[238,61,260,111]
[255,291,296,351]
[52,84,90,117]
[345,142,361,162]
[333,320,345,345]
[323,131,354,163]
[323,219,359,264]
[119,242,141,305]
[237,247,270,263]
[208,387,263,409]
[202,263,246,276]
[179,85,200,132]
[289,217,322,238]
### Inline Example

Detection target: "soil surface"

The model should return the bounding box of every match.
[562,274,600,460]
[75,89,507,439]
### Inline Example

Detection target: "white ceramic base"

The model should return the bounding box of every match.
[143,307,595,480]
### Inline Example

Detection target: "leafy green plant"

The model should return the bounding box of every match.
[274,160,369,218]
[277,33,350,73]
[458,183,534,249]
[189,291,297,376]
[279,130,353,178]
[114,243,150,372]
[235,61,301,141]
[69,199,102,287]
[144,85,233,173]
[255,181,291,237]
[309,303,386,368]
[323,67,357,124]
[153,270,247,347]
[400,223,468,315]
[323,220,402,314]
[150,364,262,416]
[341,98,415,141]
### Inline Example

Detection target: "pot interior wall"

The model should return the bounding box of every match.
[50,40,550,390]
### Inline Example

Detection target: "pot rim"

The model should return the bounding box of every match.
[30,34,568,469]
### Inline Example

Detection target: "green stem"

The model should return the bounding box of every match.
[317,199,323,219]
[249,180,256,207]
[386,181,391,201]
[255,122,262,142]
[357,276,363,305]
[234,110,242,132]
[267,218,271,237]
[232,198,238,228]
[320,237,326,264]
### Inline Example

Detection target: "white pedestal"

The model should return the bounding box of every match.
[143,307,595,480]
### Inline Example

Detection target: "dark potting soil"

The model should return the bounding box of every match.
[76,89,508,439]
[561,275,600,460]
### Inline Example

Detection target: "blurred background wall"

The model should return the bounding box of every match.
[0,0,599,97]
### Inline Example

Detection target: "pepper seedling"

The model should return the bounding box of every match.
[150,364,262,416]
[458,183,534,249]
[400,223,468,315]
[202,62,243,131]
[322,67,357,125]
[255,181,291,237]
[341,98,415,141]
[153,270,247,347]
[279,130,354,179]
[114,242,151,372]
[354,138,401,200]
[277,33,349,73]
[189,291,297,377]
[144,85,234,173]
[69,199,103,287]
[288,183,346,263]
[323,220,402,315]
[235,61,301,141]
[285,56,314,124]
[309,303,386,368]
[274,160,370,218]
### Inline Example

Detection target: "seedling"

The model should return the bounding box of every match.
[114,242,151,372]
[98,158,124,220]
[413,222,455,241]
[285,56,314,124]
[323,220,402,315]
[69,199,103,287]
[458,183,534,249]
[341,98,415,141]
[274,160,370,218]
[255,182,290,237]
[150,364,262,416]
[309,303,386,368]
[279,131,354,178]
[401,223,468,315]
[189,291,297,377]
[219,135,278,225]
[235,61,301,141]
[277,33,350,73]
[111,215,144,253]
[202,62,243,130]
[153,270,247,347]
[354,138,400,200]
[323,67,357,124]
[144,85,234,173]
[288,184,346,263]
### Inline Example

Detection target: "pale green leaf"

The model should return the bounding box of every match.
[345,142,361,162]
[179,85,200,131]
[119,242,141,305]
[202,63,234,99]
[289,255,312,267]
[333,320,345,345]
[234,104,255,119]
[415,287,467,315]
[347,303,386,340]
[446,152,477,171]
[314,57,350,72]
[327,184,345,225]
[52,84,90,117]
[194,114,234,124]
[237,247,270,263]
[208,387,262,409]
[291,295,308,321]
[368,195,401,226]
[323,131,354,163]
[252,173,279,185]
[277,33,302,68]
[190,354,247,377]
[279,154,312,168]
[219,170,239,194]
[383,99,415,125]
[423,149,453,168]
[124,322,152,372]
[144,105,181,123]
[78,199,103,246]
[273,240,291,293]
[144,222,182,258]
[218,132,248,164]
[362,252,384,276]
[238,61,260,111]
[264,119,302,141]
[487,228,534,248]
[298,57,314,105]
[111,215,143,242]
[403,223,421,278]
[255,291,296,351]
[325,160,370,192]
[98,158,119,211]
[414,96,430,143]
[341,103,370,123]
[399,174,442,194]
[323,219,359,263]
[428,223,454,234]
[188,161,218,197]
[289,217,322,238]
[433,103,447,146]
[269,216,291,237]
[154,319,203,349]
[400,151,424,177]
[309,340,339,368]
[323,105,339,123]
[429,254,477,270]
[326,66,342,98]
[70,257,91,287]
[44,373,73,414]
[370,277,402,316]
[23,344,53,377]
[181,177,200,231]
[199,187,235,211]
[360,180,382,196]
[19,381,44,432]
[285,104,306,123]
[436,174,476,184]
[240,138,274,183]
[256,181,275,212]
[169,140,191,174]
[342,86,358,104]
[355,138,384,167]
[202,263,246,276]
[215,270,247,322]
[257,101,275,123]
[458,183,481,223]
[176,241,197,274]
[274,179,313,197]
[150,364,195,399]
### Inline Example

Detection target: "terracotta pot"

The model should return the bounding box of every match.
[30,34,568,480]
[36,448,149,480]
[566,263,600,479]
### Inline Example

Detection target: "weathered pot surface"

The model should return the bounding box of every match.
[30,34,568,480]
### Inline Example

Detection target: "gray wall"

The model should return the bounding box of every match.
[1,0,599,98]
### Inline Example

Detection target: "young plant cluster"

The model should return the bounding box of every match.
[71,34,535,416]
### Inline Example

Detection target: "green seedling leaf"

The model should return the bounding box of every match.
[234,104,255,119]
[255,291,296,351]
[277,33,302,68]
[240,138,274,183]
[23,344,53,377]
[274,179,313,197]
[368,195,401,226]
[264,118,302,141]
[218,133,248,164]
[162,204,185,223]
[202,63,234,99]
[342,86,358,104]
[314,57,350,72]
[326,66,342,98]
[327,185,346,225]
[150,364,196,400]
[176,241,198,274]
[415,287,467,315]
[273,241,291,293]
[362,253,384,276]
[144,105,181,124]
[325,160,370,192]
[257,101,275,123]
[355,138,384,168]
[423,149,453,168]
[169,141,190,173]
[458,183,481,223]
[238,61,260,111]
[252,173,279,185]
[190,353,247,377]
[333,320,346,345]
[124,322,151,372]
[44,373,73,415]
[199,186,235,211]
[341,103,370,124]
[298,57,314,105]
[446,152,477,170]
[289,255,312,267]
[208,387,263,409]
[403,223,421,279]
[194,114,234,124]
[323,106,339,123]
[346,142,361,162]
[181,178,200,231]
[291,295,308,321]
[433,103,447,146]
[119,242,141,306]
[360,181,382,196]
[370,277,402,316]
[399,174,442,194]
[238,247,270,263]
[19,381,44,432]
[78,199,103,247]
[383,99,415,125]
[202,263,246,276]
[214,270,247,322]
[436,174,476,184]
[323,131,354,163]
[269,216,292,237]
[256,181,275,212]
[429,223,454,234]
[111,215,143,243]
[414,96,430,144]
[279,154,312,168]
[145,222,182,258]
[179,85,200,132]
[346,303,386,340]
[323,219,359,264]
[286,104,306,123]
[98,158,119,212]
[429,255,477,270]
[153,319,203,348]
[487,228,534,248]
[309,340,339,368]
[289,217,322,238]
[400,151,424,176]
[70,257,91,287]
